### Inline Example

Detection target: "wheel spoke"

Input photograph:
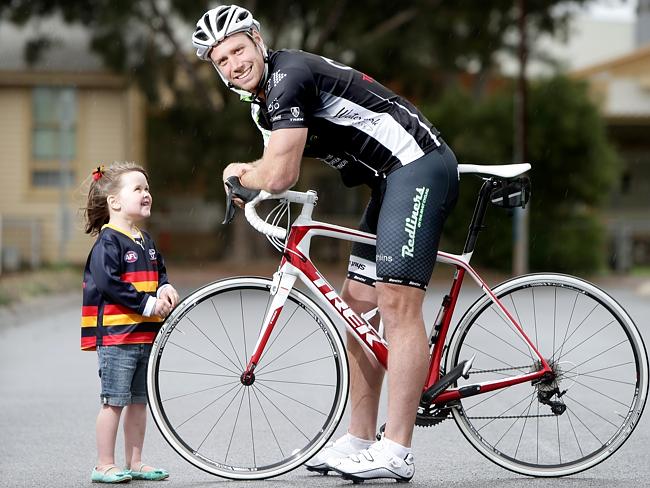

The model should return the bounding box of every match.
[253,384,312,441]
[179,383,241,430]
[167,340,241,375]
[462,343,530,374]
[255,329,321,373]
[247,388,256,467]
[162,379,241,402]
[211,298,245,370]
[570,377,633,409]
[259,303,300,364]
[184,314,242,373]
[555,320,616,362]
[563,393,621,429]
[449,276,647,477]
[224,388,247,462]
[563,402,603,444]
[147,281,348,478]
[553,291,580,364]
[251,386,285,457]
[474,322,532,360]
[240,290,248,367]
[257,381,330,417]
[566,408,585,457]
[258,354,336,376]
[563,339,630,374]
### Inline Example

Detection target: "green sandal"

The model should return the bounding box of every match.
[91,466,132,483]
[126,463,169,481]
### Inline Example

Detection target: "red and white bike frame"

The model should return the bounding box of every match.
[242,189,552,406]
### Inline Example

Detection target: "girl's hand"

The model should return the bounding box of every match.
[153,298,172,319]
[159,285,180,309]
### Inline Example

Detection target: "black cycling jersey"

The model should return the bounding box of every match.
[251,49,442,187]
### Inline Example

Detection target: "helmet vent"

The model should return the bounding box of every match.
[194,28,208,41]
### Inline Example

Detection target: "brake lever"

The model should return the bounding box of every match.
[222,187,236,224]
[222,176,261,225]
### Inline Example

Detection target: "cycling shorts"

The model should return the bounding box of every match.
[348,143,459,290]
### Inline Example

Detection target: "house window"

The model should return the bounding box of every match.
[31,86,77,187]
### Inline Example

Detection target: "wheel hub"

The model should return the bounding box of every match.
[240,371,256,386]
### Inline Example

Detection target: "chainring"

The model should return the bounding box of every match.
[415,405,452,427]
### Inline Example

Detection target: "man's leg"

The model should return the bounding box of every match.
[341,279,384,441]
[328,282,424,482]
[375,282,428,447]
[305,278,383,472]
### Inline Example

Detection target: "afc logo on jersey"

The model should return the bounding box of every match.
[124,251,138,263]
[148,249,157,261]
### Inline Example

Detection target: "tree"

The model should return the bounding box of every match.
[424,75,621,274]
[2,0,604,263]
[2,0,596,104]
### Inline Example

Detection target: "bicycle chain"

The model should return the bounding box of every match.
[416,364,553,426]
[469,365,534,374]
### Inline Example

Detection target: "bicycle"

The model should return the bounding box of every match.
[147,163,648,480]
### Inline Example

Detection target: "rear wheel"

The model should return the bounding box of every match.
[446,273,648,476]
[147,277,349,479]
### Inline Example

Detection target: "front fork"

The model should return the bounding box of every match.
[242,270,297,380]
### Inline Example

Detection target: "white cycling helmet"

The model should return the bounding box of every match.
[192,4,268,99]
[192,4,262,61]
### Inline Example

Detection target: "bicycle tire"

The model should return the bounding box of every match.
[147,276,349,480]
[445,273,648,477]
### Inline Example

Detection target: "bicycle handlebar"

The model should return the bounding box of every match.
[224,176,317,240]
[244,191,287,240]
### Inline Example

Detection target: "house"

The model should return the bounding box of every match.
[0,16,146,271]
[572,43,650,271]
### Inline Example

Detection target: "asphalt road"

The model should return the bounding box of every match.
[0,279,649,488]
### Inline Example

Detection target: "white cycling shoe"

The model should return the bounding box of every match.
[305,433,372,475]
[329,440,415,483]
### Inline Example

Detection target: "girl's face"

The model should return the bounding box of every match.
[111,171,152,222]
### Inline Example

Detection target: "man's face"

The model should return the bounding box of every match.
[210,32,265,94]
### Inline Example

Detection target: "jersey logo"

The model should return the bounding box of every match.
[290,106,303,122]
[266,70,287,91]
[124,251,138,263]
[148,249,156,260]
[320,56,353,71]
[267,98,280,113]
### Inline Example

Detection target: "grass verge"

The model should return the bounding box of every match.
[0,265,81,307]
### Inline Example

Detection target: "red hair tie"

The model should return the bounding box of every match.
[92,165,105,181]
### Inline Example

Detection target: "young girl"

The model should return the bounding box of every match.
[81,162,179,483]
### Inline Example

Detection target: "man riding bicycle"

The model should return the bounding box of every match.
[192,4,459,482]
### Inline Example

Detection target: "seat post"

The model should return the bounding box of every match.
[462,178,495,255]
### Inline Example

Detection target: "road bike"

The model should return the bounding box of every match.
[147,163,648,480]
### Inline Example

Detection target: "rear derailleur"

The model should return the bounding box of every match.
[533,372,567,415]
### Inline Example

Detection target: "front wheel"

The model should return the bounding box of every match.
[147,277,349,480]
[446,273,648,477]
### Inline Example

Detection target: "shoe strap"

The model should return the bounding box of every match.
[98,465,122,475]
